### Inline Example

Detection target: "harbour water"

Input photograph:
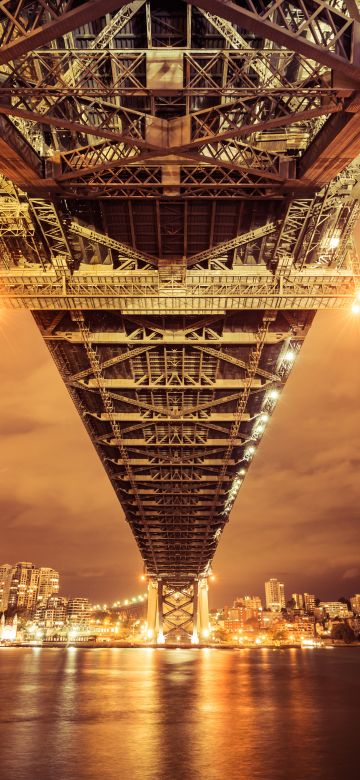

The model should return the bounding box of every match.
[0,647,358,780]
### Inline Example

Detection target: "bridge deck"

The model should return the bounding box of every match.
[0,0,359,636]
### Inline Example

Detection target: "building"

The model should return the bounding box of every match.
[265,579,286,612]
[0,613,17,642]
[292,593,304,609]
[319,601,352,619]
[293,615,315,641]
[350,595,360,615]
[235,595,262,611]
[7,562,60,612]
[0,564,14,611]
[67,598,91,626]
[34,595,68,630]
[8,562,40,611]
[303,593,316,614]
[37,568,60,605]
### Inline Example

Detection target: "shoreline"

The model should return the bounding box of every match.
[1,641,360,650]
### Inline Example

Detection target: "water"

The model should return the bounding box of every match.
[0,647,359,780]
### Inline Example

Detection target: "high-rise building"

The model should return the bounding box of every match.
[37,568,60,604]
[303,593,316,614]
[8,562,39,611]
[350,595,360,615]
[265,578,286,612]
[292,593,304,609]
[0,564,14,611]
[8,562,60,612]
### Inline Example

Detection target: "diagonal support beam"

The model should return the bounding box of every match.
[0,1,133,66]
[184,0,360,82]
[299,98,360,184]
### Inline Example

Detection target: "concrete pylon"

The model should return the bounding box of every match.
[191,580,199,644]
[157,581,165,644]
[146,579,158,641]
[197,577,210,641]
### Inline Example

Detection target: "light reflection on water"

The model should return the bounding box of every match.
[0,647,358,780]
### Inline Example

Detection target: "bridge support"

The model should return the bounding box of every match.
[157,581,165,644]
[146,579,159,641]
[197,578,210,642]
[146,577,210,645]
[191,580,199,645]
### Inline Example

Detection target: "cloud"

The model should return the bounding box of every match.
[342,568,360,580]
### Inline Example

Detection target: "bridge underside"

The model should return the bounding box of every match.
[35,308,312,582]
[1,0,360,642]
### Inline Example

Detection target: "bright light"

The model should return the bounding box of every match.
[269,389,279,401]
[261,413,269,423]
[210,575,216,582]
[239,468,246,475]
[245,446,255,459]
[202,628,210,639]
[147,628,154,639]
[157,630,165,644]
[328,235,340,250]
[284,349,295,363]
[140,575,146,582]
[351,301,360,314]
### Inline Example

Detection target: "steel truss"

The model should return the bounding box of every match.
[0,0,359,642]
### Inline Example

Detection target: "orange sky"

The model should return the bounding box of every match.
[0,309,359,606]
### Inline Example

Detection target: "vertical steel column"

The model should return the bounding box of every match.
[157,580,165,644]
[191,580,199,644]
[198,577,210,642]
[146,578,158,641]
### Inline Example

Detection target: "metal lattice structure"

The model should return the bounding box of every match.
[0,0,360,643]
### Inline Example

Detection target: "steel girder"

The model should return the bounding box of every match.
[32,308,312,579]
[0,0,359,593]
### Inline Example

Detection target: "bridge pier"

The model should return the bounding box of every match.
[157,581,165,644]
[146,577,209,645]
[197,578,210,641]
[146,579,159,641]
[191,581,199,645]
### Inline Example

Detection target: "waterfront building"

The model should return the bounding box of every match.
[8,562,40,611]
[0,612,17,642]
[303,593,317,614]
[319,601,352,619]
[67,598,91,626]
[7,562,60,612]
[265,579,286,612]
[350,594,360,614]
[34,595,68,630]
[37,568,60,605]
[0,564,14,611]
[292,615,315,640]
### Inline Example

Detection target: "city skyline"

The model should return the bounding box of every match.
[1,557,359,611]
[1,308,359,604]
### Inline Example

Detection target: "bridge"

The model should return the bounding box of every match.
[0,0,359,644]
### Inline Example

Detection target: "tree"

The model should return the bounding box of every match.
[330,622,355,644]
[338,596,351,611]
